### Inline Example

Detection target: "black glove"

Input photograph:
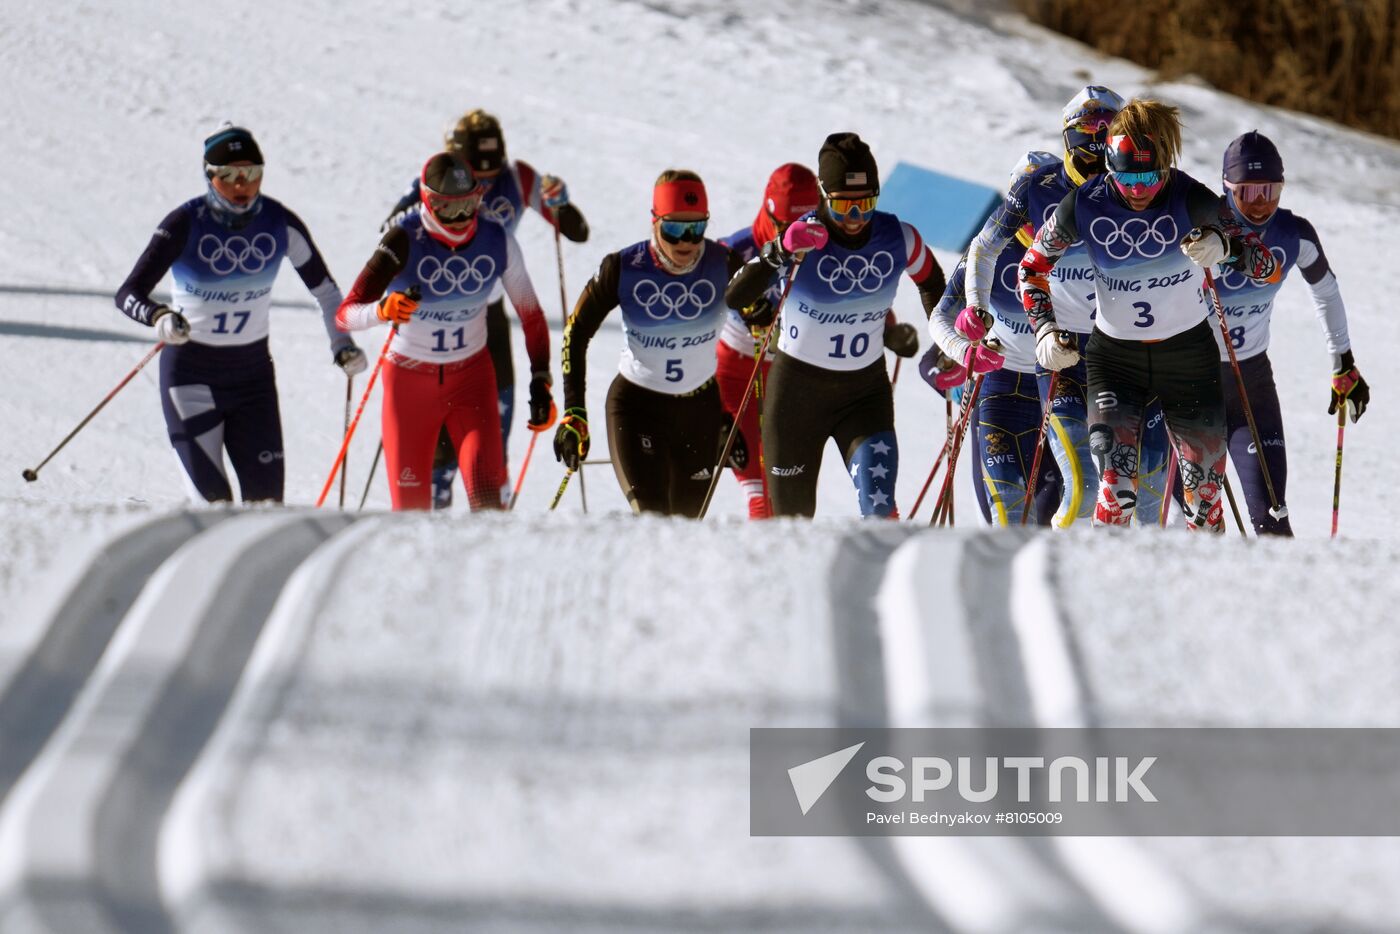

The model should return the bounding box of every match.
[884,321,919,358]
[760,238,791,269]
[1329,351,1369,422]
[527,371,556,430]
[553,407,590,470]
[333,344,368,376]
[718,414,748,470]
[739,297,776,329]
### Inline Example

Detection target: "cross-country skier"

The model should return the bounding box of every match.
[338,152,554,511]
[115,123,364,503]
[554,170,744,516]
[1019,99,1279,531]
[725,132,936,518]
[1209,130,1369,535]
[385,110,589,508]
[717,163,821,519]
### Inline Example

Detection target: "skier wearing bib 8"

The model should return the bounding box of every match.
[1019,99,1278,531]
[1210,131,1368,536]
[717,163,821,519]
[555,170,745,516]
[115,124,364,503]
[385,110,589,509]
[338,153,555,511]
[726,132,937,519]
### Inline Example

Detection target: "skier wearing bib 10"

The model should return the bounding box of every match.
[337,152,555,511]
[554,170,745,516]
[725,132,936,519]
[1019,99,1279,531]
[1209,130,1369,536]
[114,123,364,504]
[717,163,822,519]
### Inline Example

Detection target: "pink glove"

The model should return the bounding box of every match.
[955,305,991,342]
[782,220,829,254]
[967,342,1004,374]
[934,360,969,391]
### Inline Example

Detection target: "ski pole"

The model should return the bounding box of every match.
[549,469,574,511]
[553,224,587,515]
[22,341,165,483]
[1331,406,1346,538]
[338,376,353,509]
[932,372,986,528]
[1159,457,1177,528]
[1222,473,1246,535]
[358,441,382,511]
[1021,372,1058,526]
[506,429,541,511]
[891,356,902,387]
[316,324,396,508]
[699,256,805,519]
[1203,268,1286,520]
[909,384,974,521]
[577,460,588,513]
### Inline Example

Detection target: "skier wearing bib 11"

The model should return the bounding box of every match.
[725,133,934,519]
[115,123,364,503]
[1019,99,1279,531]
[1209,131,1369,536]
[337,152,555,511]
[554,170,745,516]
[385,110,589,508]
[717,163,822,518]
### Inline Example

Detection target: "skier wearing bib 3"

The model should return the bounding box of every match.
[385,110,589,508]
[726,132,936,519]
[1019,99,1278,530]
[555,170,745,516]
[717,163,821,519]
[338,152,554,511]
[1210,130,1368,536]
[115,123,364,503]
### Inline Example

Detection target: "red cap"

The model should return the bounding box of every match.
[753,163,819,245]
[653,179,708,218]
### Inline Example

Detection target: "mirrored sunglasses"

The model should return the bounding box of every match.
[657,218,708,244]
[205,163,264,184]
[428,190,482,221]
[825,192,878,221]
[1225,179,1284,202]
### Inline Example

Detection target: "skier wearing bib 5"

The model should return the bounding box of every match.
[337,152,555,511]
[115,123,364,503]
[555,170,745,516]
[717,163,822,519]
[1210,130,1368,536]
[1019,99,1278,530]
[725,132,936,519]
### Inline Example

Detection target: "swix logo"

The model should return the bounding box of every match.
[399,467,421,487]
[771,464,806,477]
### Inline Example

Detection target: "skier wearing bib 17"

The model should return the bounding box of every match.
[337,152,555,511]
[726,132,936,519]
[385,110,590,508]
[555,170,745,516]
[115,123,364,503]
[1210,130,1369,536]
[1019,99,1279,531]
[717,163,821,519]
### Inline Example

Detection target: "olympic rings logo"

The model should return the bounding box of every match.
[197,233,277,275]
[815,250,895,295]
[417,255,497,297]
[1088,215,1179,260]
[482,195,516,226]
[632,278,716,320]
[999,261,1021,295]
[1218,245,1286,290]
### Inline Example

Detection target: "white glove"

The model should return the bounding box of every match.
[334,344,368,376]
[153,307,191,345]
[1180,226,1230,268]
[1035,322,1080,371]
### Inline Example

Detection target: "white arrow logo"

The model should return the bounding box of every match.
[788,742,864,815]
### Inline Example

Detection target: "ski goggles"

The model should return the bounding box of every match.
[1109,169,1165,199]
[656,217,708,244]
[1063,109,1115,152]
[824,191,879,222]
[205,163,264,184]
[1224,179,1284,203]
[426,189,483,221]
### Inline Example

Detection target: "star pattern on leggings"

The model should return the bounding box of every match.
[869,490,890,509]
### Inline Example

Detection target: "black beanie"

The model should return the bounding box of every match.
[203,124,263,166]
[1223,130,1284,183]
[422,152,479,196]
[818,132,879,194]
